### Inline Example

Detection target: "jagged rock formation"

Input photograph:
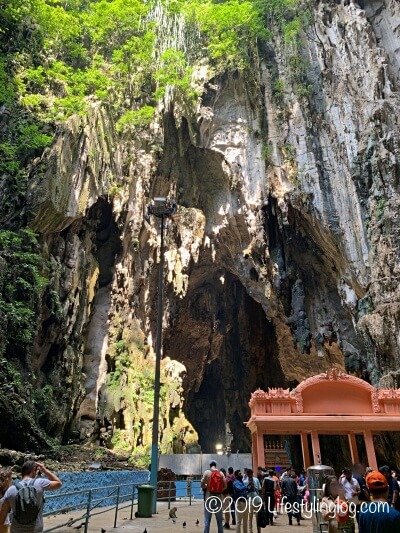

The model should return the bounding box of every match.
[1,0,399,462]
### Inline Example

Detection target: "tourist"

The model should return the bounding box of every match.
[0,468,13,533]
[0,461,62,533]
[225,467,236,527]
[359,471,400,532]
[261,469,276,526]
[352,463,368,498]
[352,463,369,523]
[280,465,292,481]
[321,475,345,533]
[299,469,306,487]
[378,465,399,509]
[339,467,361,505]
[272,470,281,515]
[281,473,301,526]
[256,466,265,484]
[220,468,230,529]
[220,468,235,530]
[201,461,226,533]
[392,471,400,495]
[233,470,249,533]
[337,467,358,533]
[245,468,261,533]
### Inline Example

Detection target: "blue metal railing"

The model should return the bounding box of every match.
[43,479,202,533]
[43,482,139,533]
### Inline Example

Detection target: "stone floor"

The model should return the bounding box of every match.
[42,499,337,533]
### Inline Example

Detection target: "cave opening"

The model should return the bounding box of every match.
[89,198,122,287]
[164,267,286,454]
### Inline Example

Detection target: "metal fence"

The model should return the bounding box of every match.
[159,453,252,476]
[43,479,203,533]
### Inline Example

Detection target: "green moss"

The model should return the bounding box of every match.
[129,447,150,469]
[32,384,54,419]
[110,430,131,450]
[375,198,386,219]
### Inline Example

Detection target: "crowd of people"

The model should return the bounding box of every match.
[2,457,400,532]
[200,461,400,533]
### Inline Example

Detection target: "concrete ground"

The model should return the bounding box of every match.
[43,499,322,533]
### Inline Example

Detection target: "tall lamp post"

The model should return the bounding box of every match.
[145,196,176,512]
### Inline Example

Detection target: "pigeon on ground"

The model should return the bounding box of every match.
[183,522,186,528]
[196,520,199,526]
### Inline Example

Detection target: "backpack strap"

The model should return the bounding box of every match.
[14,478,37,492]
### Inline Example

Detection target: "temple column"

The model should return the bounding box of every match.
[311,431,321,465]
[363,430,377,470]
[251,431,258,473]
[301,432,311,469]
[257,432,265,469]
[348,433,359,464]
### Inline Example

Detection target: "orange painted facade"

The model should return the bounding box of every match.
[246,368,400,472]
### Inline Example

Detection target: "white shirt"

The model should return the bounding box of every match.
[339,475,360,502]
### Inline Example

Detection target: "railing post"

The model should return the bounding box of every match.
[114,486,121,528]
[84,490,92,533]
[168,480,171,509]
[189,478,192,506]
[130,484,135,520]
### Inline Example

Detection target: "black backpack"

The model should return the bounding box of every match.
[14,479,42,525]
[263,477,275,495]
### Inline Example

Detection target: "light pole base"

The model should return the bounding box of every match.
[149,443,158,513]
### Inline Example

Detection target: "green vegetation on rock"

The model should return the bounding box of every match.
[0,229,47,352]
[1,0,310,122]
[0,0,310,218]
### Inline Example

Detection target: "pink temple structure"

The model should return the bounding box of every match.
[246,368,400,471]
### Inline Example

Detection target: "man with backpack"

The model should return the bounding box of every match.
[0,460,62,533]
[201,461,227,533]
[261,469,276,526]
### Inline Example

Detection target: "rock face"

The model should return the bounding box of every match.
[3,1,400,461]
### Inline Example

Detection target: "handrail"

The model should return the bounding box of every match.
[43,478,202,532]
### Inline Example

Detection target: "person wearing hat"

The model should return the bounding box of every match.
[359,471,400,532]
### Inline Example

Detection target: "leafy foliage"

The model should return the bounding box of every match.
[184,0,268,71]
[0,230,47,349]
[116,106,156,132]
[0,0,310,140]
